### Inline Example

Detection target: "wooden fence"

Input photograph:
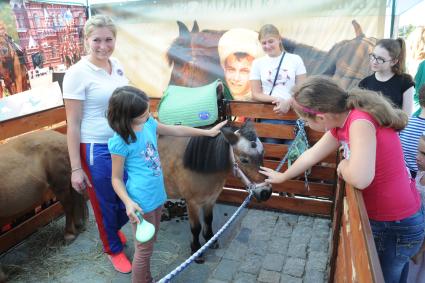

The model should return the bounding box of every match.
[0,99,384,282]
[329,174,384,282]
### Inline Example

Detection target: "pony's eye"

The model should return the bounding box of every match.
[240,157,249,164]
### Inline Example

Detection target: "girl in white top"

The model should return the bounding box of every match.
[250,24,306,114]
[62,15,132,274]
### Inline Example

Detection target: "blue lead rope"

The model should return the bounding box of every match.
[275,119,310,190]
[157,191,254,283]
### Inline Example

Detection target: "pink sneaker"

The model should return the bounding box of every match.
[107,252,132,274]
[118,230,127,245]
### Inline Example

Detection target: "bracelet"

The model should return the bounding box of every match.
[71,167,82,172]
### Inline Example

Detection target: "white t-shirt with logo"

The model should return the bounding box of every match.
[250,52,306,100]
[62,57,129,143]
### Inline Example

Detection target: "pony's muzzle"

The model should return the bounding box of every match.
[249,182,272,202]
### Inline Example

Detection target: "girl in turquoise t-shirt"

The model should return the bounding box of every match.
[107,86,226,283]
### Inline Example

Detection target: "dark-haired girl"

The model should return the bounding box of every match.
[107,86,226,283]
[359,38,415,115]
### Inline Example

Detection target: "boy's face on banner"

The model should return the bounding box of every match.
[224,53,254,99]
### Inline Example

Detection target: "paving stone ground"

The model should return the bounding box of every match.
[0,203,331,282]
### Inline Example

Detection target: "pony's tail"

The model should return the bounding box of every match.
[346,89,408,131]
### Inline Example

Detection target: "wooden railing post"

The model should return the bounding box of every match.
[329,177,385,283]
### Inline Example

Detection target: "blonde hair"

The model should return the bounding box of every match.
[84,15,117,50]
[258,24,283,51]
[292,76,408,131]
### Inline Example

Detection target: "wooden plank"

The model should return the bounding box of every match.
[335,231,347,283]
[0,202,64,254]
[0,190,56,226]
[218,189,332,216]
[225,175,334,198]
[232,121,323,142]
[340,202,354,282]
[329,179,345,283]
[227,101,297,120]
[263,143,337,164]
[0,106,66,140]
[149,97,160,113]
[347,188,373,283]
[347,187,385,283]
[264,160,336,181]
[331,184,384,283]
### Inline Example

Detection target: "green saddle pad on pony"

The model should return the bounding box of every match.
[158,80,222,127]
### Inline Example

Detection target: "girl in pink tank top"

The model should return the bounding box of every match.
[260,76,424,283]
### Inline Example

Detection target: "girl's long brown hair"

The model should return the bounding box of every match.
[292,76,408,131]
[107,86,149,144]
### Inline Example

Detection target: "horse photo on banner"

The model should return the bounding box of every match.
[90,0,386,99]
[0,2,30,98]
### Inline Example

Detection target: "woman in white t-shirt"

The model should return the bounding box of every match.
[62,15,131,274]
[250,24,306,143]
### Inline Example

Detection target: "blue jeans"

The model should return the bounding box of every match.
[260,119,295,145]
[369,206,425,283]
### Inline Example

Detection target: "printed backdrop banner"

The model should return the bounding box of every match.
[91,0,386,99]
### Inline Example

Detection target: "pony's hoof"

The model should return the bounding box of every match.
[76,223,87,232]
[0,267,6,283]
[64,233,76,244]
[210,240,219,249]
[194,256,205,264]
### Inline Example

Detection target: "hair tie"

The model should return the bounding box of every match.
[292,99,323,115]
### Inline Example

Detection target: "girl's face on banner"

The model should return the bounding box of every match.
[260,35,281,57]
[86,27,116,62]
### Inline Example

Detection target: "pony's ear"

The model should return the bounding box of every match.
[221,127,239,145]
[177,21,190,38]
[240,119,257,141]
[192,21,199,33]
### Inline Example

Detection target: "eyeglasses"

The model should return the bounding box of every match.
[368,53,392,64]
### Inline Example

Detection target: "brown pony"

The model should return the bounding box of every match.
[283,20,377,89]
[0,130,87,282]
[0,130,88,241]
[159,120,271,263]
[0,34,30,97]
[166,21,225,87]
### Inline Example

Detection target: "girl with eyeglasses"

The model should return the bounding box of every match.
[359,38,415,115]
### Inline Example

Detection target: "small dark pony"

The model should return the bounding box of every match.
[0,34,30,97]
[166,21,225,87]
[158,120,271,263]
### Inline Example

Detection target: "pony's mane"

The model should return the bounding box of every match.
[183,132,230,173]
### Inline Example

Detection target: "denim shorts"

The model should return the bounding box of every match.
[369,206,425,283]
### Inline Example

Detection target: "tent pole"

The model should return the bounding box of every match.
[390,0,396,38]
[86,0,91,19]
